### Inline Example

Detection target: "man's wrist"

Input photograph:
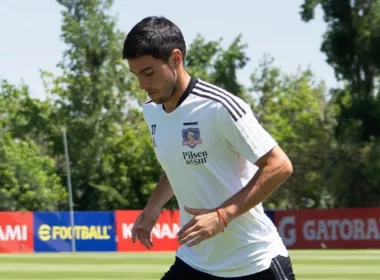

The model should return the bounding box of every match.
[145,203,162,213]
[219,205,239,225]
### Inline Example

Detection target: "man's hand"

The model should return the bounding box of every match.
[177,205,225,247]
[131,206,161,249]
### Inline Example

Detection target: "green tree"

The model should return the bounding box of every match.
[0,134,67,211]
[300,0,380,207]
[250,55,335,209]
[186,34,250,101]
[0,79,55,148]
[89,109,165,210]
[300,0,380,140]
[0,79,67,211]
[40,0,156,210]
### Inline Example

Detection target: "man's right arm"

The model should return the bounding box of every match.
[145,171,174,211]
[131,171,174,249]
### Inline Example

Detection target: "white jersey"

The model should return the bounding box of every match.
[142,77,288,277]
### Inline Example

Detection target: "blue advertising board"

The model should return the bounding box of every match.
[33,211,116,252]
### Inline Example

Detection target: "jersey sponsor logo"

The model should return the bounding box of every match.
[182,127,202,148]
[183,151,208,165]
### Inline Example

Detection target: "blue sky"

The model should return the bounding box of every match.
[0,0,337,100]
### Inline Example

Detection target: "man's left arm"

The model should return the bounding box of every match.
[212,100,293,223]
[218,145,293,224]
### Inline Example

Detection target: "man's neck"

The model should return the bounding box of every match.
[163,71,191,113]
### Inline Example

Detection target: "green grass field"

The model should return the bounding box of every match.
[0,250,379,279]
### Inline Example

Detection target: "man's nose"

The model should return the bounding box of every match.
[139,78,149,91]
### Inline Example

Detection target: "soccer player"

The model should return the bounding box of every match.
[122,16,296,280]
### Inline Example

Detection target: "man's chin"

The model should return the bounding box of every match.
[151,98,164,105]
[150,95,172,105]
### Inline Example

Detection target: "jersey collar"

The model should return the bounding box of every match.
[162,76,197,112]
[176,76,197,108]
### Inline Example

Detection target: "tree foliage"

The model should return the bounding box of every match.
[301,0,380,140]
[186,34,250,101]
[300,0,380,207]
[40,0,149,210]
[0,134,66,211]
[250,56,335,209]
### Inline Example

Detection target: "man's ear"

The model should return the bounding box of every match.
[170,49,182,68]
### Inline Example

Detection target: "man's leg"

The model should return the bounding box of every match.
[268,255,296,280]
[161,255,296,280]
[237,255,296,280]
[161,257,209,280]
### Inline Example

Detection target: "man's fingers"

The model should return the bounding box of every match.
[145,231,154,247]
[131,214,145,243]
[177,219,196,239]
[187,234,207,247]
[178,229,202,245]
[131,225,145,243]
[137,231,152,249]
[177,223,200,243]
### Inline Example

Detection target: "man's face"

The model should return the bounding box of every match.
[128,55,177,104]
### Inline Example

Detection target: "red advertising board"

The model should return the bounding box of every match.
[0,212,34,253]
[275,207,380,249]
[115,210,181,251]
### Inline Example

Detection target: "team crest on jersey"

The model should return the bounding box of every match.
[182,127,202,148]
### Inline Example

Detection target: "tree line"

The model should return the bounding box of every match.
[1,0,379,211]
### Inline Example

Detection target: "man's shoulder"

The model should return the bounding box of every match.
[192,79,249,121]
[193,79,244,101]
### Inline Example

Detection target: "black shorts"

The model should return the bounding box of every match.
[161,255,296,280]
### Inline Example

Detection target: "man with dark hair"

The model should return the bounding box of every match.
[123,16,297,280]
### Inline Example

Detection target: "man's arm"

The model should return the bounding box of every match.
[212,101,293,223]
[144,171,174,211]
[132,171,174,249]
[218,145,293,224]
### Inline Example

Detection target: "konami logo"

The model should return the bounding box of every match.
[0,225,28,241]
[121,223,180,239]
[115,210,181,251]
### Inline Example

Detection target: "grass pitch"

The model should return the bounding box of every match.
[0,250,379,279]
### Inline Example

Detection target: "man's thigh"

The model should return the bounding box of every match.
[160,257,210,280]
[238,255,296,280]
[265,255,296,280]
[161,255,296,280]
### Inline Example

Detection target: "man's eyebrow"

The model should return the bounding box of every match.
[129,67,154,74]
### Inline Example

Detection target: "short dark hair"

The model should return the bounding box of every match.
[122,16,186,62]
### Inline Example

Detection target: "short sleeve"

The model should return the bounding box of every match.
[216,101,278,164]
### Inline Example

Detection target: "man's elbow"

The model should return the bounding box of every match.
[271,146,293,179]
[256,146,293,179]
[282,158,293,179]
